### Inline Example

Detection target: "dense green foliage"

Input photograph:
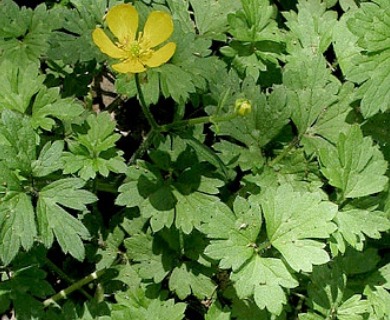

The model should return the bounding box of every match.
[0,0,389,319]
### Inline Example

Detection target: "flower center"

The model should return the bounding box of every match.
[120,33,153,61]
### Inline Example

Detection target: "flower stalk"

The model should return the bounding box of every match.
[135,73,159,130]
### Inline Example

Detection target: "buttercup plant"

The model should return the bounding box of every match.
[0,0,389,319]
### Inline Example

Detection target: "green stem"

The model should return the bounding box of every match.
[159,113,238,132]
[135,73,159,131]
[268,136,299,167]
[43,269,106,308]
[128,130,157,165]
[44,258,92,300]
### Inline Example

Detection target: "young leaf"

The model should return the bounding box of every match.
[319,125,388,199]
[62,112,127,180]
[261,184,337,272]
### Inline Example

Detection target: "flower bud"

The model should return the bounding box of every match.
[235,99,252,116]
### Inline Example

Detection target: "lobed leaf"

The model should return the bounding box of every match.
[319,125,388,199]
[261,184,337,272]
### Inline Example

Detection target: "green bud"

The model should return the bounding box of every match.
[235,99,252,116]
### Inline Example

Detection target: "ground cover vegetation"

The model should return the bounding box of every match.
[0,0,389,319]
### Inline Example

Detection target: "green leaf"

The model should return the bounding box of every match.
[362,112,390,162]
[334,209,390,250]
[159,64,196,104]
[113,287,186,320]
[0,1,54,66]
[32,141,64,178]
[228,0,281,43]
[0,192,36,265]
[283,0,337,54]
[117,142,225,234]
[345,0,390,117]
[300,82,355,154]
[255,149,324,193]
[203,196,262,271]
[37,178,96,260]
[231,255,298,315]
[30,86,85,131]
[341,247,381,275]
[190,0,241,40]
[231,299,270,320]
[0,60,84,131]
[213,84,290,171]
[306,263,346,317]
[205,302,231,320]
[0,110,37,174]
[222,0,284,80]
[173,190,223,234]
[47,0,107,64]
[284,52,348,143]
[319,125,388,199]
[332,10,361,78]
[367,263,390,290]
[337,295,370,320]
[124,233,176,283]
[364,285,390,320]
[306,261,370,319]
[0,264,53,319]
[168,262,216,300]
[0,60,44,114]
[261,184,337,272]
[63,112,127,180]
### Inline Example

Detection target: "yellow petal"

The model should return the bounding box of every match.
[143,11,174,48]
[92,28,127,59]
[144,42,176,68]
[112,58,146,74]
[106,4,138,44]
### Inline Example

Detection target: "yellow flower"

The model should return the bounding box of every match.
[92,4,176,73]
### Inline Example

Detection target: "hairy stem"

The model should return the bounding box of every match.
[135,73,159,131]
[43,269,106,308]
[44,258,92,300]
[268,136,299,167]
[159,113,238,132]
